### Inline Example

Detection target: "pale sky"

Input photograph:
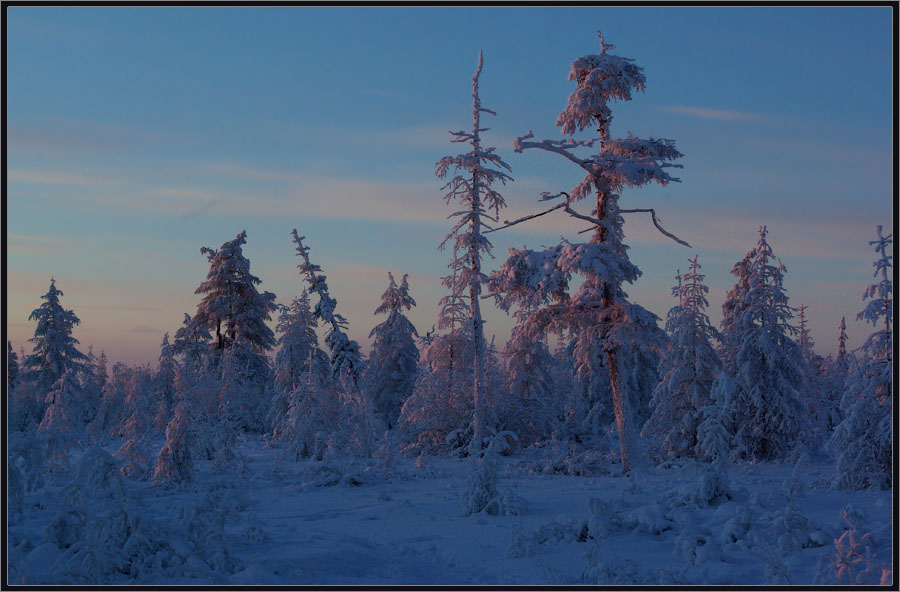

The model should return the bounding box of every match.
[6,6,894,366]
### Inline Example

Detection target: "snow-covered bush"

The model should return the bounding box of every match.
[815,505,892,585]
[153,400,195,485]
[460,435,519,516]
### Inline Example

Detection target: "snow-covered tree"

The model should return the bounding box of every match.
[22,278,90,391]
[193,230,277,356]
[500,323,558,445]
[821,317,853,432]
[833,226,892,490]
[796,305,814,361]
[8,340,19,391]
[269,291,330,437]
[435,51,513,453]
[643,255,722,458]
[153,333,177,432]
[191,231,276,432]
[291,230,373,455]
[115,370,155,479]
[153,399,195,485]
[365,273,420,429]
[94,350,108,391]
[488,32,686,473]
[720,247,757,374]
[38,369,85,470]
[172,312,211,377]
[400,328,476,454]
[696,371,736,463]
[726,227,811,460]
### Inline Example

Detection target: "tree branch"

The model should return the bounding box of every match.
[618,208,691,247]
[484,201,567,234]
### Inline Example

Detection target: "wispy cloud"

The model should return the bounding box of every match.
[658,105,768,122]
[8,118,186,156]
[9,169,124,186]
[8,234,87,255]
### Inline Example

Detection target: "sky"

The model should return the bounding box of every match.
[6,6,894,367]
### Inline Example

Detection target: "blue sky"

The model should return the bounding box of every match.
[7,6,894,365]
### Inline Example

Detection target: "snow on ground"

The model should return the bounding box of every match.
[7,434,893,586]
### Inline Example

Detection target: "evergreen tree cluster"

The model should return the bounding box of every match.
[6,34,890,497]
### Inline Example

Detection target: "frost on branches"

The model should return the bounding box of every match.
[726,227,811,461]
[366,273,420,430]
[832,226,892,490]
[488,32,686,473]
[643,255,722,459]
[435,51,513,454]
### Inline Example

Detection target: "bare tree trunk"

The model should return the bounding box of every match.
[607,350,631,473]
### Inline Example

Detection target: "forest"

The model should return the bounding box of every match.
[5,32,893,586]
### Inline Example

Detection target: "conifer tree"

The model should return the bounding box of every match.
[153,334,177,432]
[38,369,84,469]
[23,278,90,390]
[436,51,512,453]
[269,291,330,437]
[833,226,892,489]
[796,305,814,361]
[8,340,19,392]
[488,32,686,473]
[192,231,276,432]
[643,255,722,458]
[726,227,811,460]
[366,273,420,429]
[720,251,755,375]
[193,231,277,356]
[292,230,373,455]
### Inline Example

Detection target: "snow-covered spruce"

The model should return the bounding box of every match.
[643,255,721,459]
[832,225,892,490]
[365,273,419,430]
[488,32,686,473]
[22,278,92,393]
[725,227,812,461]
[192,230,277,433]
[268,290,330,440]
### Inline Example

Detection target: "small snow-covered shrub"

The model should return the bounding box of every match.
[759,500,827,554]
[624,502,674,535]
[815,505,892,585]
[76,446,126,501]
[525,439,611,477]
[674,524,723,566]
[460,435,519,517]
[586,497,623,540]
[719,504,752,546]
[582,550,665,585]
